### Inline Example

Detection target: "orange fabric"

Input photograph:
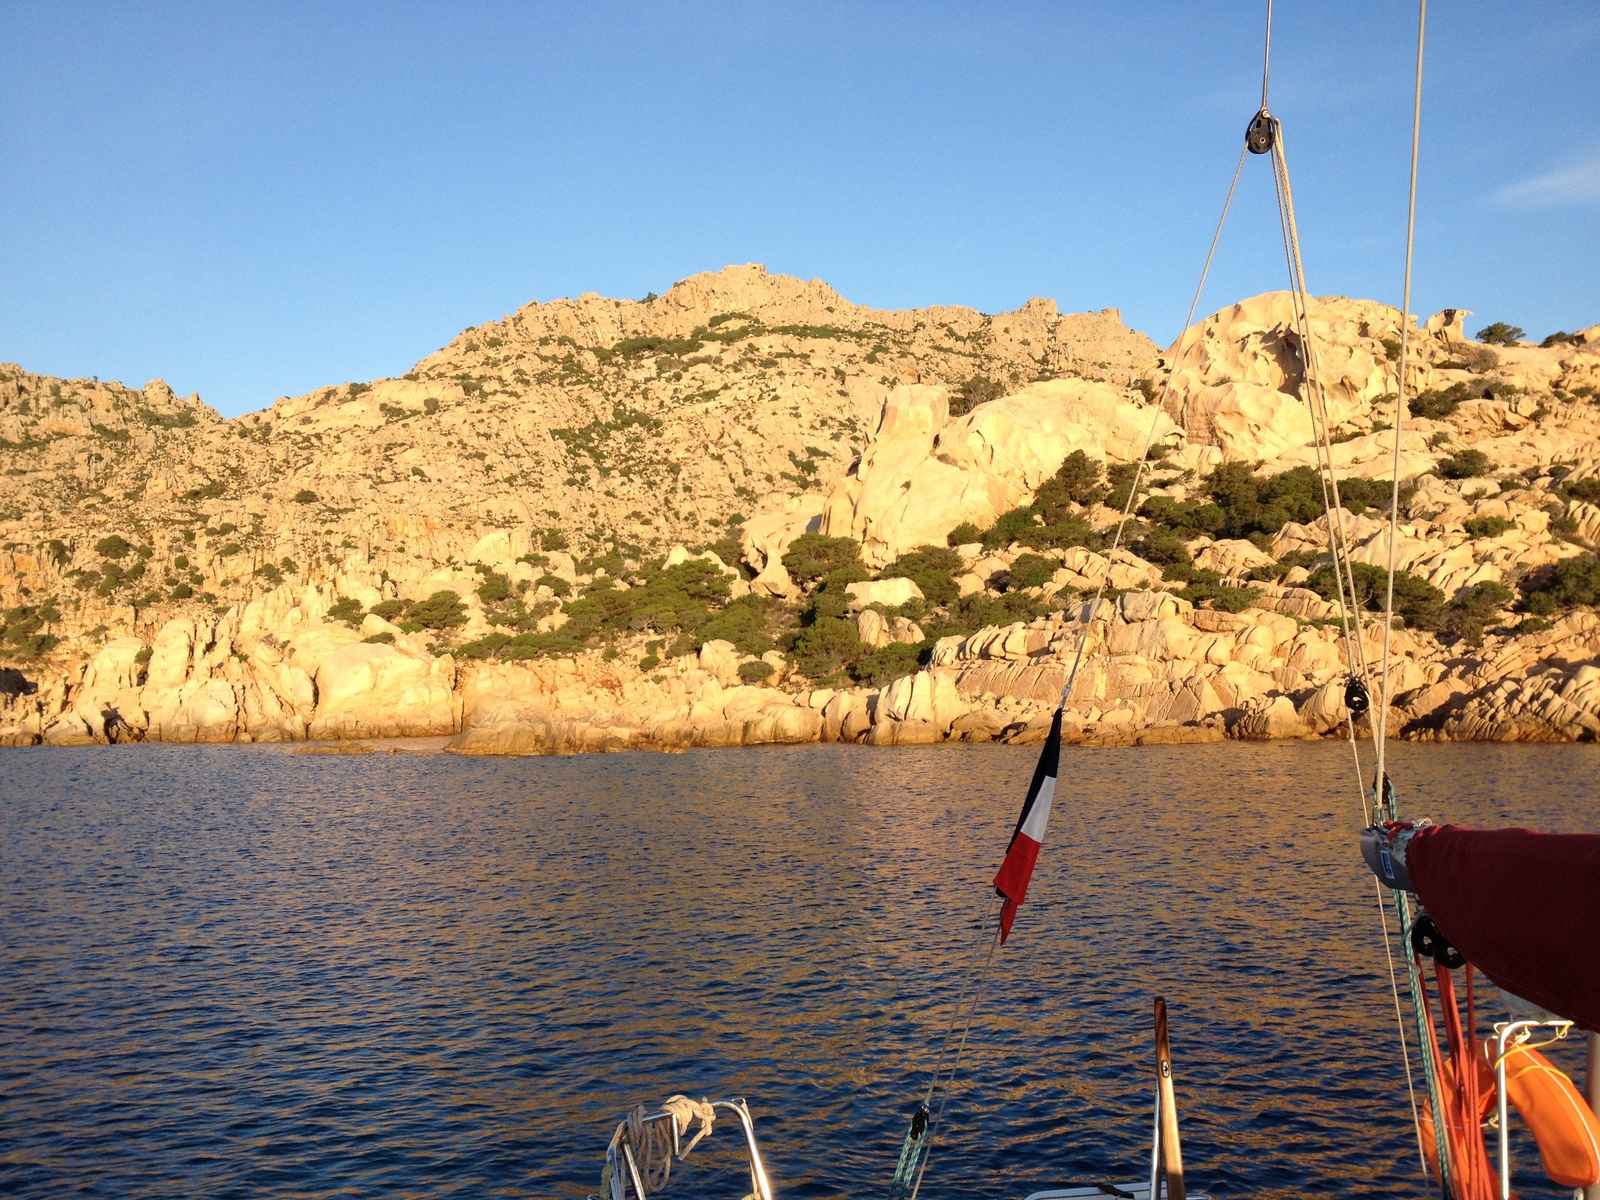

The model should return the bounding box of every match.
[1499,1045,1600,1188]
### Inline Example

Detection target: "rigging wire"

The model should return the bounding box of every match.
[1260,0,1273,108]
[1257,0,1437,1181]
[1059,145,1248,709]
[1377,1,1428,794]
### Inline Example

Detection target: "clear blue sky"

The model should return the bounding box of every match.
[2,2,1596,417]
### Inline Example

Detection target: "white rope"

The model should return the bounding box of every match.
[1378,0,1431,1177]
[1266,129,1373,812]
[609,1094,717,1196]
[1376,0,1428,791]
[1059,145,1249,708]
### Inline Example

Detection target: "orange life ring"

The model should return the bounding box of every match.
[1498,1044,1600,1189]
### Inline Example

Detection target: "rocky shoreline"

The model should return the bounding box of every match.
[4,271,1599,752]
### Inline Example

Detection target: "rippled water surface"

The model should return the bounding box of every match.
[3,741,1597,1199]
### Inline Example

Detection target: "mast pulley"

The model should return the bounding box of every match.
[1245,109,1277,155]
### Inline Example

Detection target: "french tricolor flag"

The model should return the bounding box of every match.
[992,707,1062,944]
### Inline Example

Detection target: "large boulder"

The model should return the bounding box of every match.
[309,643,461,739]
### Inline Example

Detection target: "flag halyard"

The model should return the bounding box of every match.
[992,706,1063,943]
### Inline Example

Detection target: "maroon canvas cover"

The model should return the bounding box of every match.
[1407,825,1600,1032]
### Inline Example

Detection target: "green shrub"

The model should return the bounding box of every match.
[738,660,775,683]
[881,546,962,605]
[371,599,405,620]
[1105,463,1142,511]
[946,521,983,547]
[788,616,862,677]
[1307,562,1445,630]
[363,631,396,645]
[1520,553,1600,609]
[1464,516,1513,539]
[254,563,283,586]
[1438,450,1491,479]
[638,653,661,671]
[327,597,365,626]
[537,573,572,597]
[853,641,925,686]
[1038,450,1107,507]
[949,375,1004,417]
[95,535,132,559]
[170,583,193,600]
[1131,526,1193,570]
[1007,552,1058,590]
[1476,322,1524,346]
[1558,478,1600,506]
[698,595,776,654]
[1410,381,1476,419]
[408,591,468,629]
[292,489,318,504]
[1440,580,1514,647]
[476,570,511,603]
[782,534,861,584]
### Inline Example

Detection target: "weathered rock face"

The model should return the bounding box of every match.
[1152,292,1423,459]
[820,380,1176,566]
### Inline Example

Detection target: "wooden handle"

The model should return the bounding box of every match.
[1154,997,1187,1200]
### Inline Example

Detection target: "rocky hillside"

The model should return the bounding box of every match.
[3,268,1599,750]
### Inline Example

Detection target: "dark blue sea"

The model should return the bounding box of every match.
[2,740,1596,1199]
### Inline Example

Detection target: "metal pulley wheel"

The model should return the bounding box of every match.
[1245,109,1276,155]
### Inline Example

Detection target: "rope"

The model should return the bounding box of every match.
[1266,125,1374,812]
[1261,2,1437,1184]
[887,897,1002,1200]
[608,1094,717,1197]
[1376,0,1427,788]
[1378,5,1435,1187]
[1058,144,1249,709]
[906,920,1004,1200]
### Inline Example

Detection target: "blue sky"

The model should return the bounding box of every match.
[2,2,1596,417]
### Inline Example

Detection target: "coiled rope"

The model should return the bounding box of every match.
[605,1094,717,1197]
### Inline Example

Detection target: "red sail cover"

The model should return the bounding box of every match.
[993,707,1062,944]
[1407,825,1600,1031]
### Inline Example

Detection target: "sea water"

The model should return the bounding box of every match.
[2,740,1596,1199]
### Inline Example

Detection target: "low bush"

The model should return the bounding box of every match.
[946,521,982,547]
[1006,552,1058,591]
[1519,553,1600,609]
[1307,562,1445,631]
[1464,516,1513,539]
[1438,449,1491,479]
[949,375,1005,417]
[95,535,131,559]
[406,591,467,630]
[738,660,775,683]
[853,641,926,686]
[1439,580,1514,647]
[881,545,961,605]
[788,616,862,678]
[782,534,862,584]
[1410,381,1476,419]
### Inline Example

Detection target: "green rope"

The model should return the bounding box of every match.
[886,1106,929,1200]
[1381,782,1455,1200]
